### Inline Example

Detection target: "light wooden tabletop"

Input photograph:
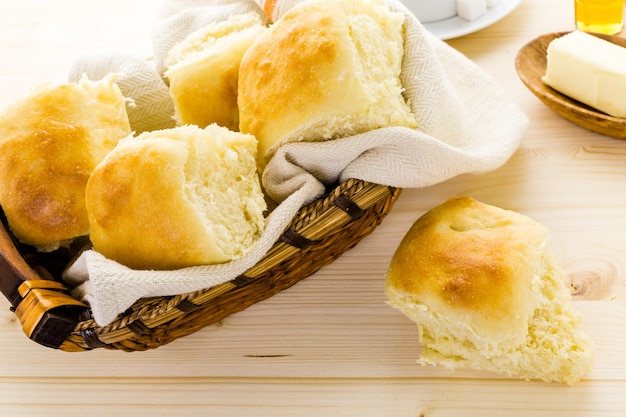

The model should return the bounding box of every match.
[1,0,625,415]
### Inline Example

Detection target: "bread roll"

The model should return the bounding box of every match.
[85,124,266,270]
[385,197,594,385]
[0,75,131,251]
[164,12,267,131]
[238,0,417,170]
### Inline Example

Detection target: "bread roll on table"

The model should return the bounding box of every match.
[238,0,417,171]
[85,124,266,270]
[0,75,131,251]
[385,197,594,385]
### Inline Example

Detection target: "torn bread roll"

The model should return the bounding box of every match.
[164,12,268,131]
[238,0,417,171]
[85,124,266,270]
[0,75,131,251]
[385,197,594,385]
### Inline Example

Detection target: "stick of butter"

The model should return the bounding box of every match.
[542,30,626,118]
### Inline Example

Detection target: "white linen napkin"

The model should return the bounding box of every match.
[63,0,529,326]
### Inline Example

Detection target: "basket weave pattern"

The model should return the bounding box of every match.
[0,179,400,351]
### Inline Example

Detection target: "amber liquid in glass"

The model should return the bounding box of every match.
[575,0,625,35]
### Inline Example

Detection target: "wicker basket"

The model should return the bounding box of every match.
[0,178,400,352]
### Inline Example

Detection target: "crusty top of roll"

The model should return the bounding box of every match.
[238,0,417,171]
[386,196,547,347]
[0,75,131,251]
[385,197,594,385]
[85,124,266,270]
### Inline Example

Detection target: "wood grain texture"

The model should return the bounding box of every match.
[0,0,625,415]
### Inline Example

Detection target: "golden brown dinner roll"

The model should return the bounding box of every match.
[164,12,267,131]
[238,0,417,170]
[85,124,266,270]
[385,197,594,385]
[0,75,131,251]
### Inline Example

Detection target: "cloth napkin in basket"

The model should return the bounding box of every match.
[63,0,529,326]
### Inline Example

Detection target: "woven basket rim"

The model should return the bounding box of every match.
[0,178,401,351]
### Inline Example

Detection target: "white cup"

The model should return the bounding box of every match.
[400,0,458,23]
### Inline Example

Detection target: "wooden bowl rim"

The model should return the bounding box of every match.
[515,31,626,140]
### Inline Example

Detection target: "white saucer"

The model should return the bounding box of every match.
[422,0,523,40]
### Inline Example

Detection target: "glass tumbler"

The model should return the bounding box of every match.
[575,0,625,35]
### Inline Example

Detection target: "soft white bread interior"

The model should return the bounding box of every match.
[85,124,266,270]
[0,75,131,251]
[238,0,417,171]
[165,12,267,131]
[385,197,594,385]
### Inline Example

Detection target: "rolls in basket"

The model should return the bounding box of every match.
[0,0,528,351]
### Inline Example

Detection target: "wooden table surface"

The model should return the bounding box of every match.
[1,0,625,415]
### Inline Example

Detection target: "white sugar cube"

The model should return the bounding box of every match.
[457,0,487,21]
[487,0,500,7]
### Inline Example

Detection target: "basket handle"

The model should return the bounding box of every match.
[0,220,89,349]
[0,221,42,306]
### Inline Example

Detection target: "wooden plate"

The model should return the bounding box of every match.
[515,31,626,139]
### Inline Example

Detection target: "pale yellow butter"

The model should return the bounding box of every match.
[542,30,626,118]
